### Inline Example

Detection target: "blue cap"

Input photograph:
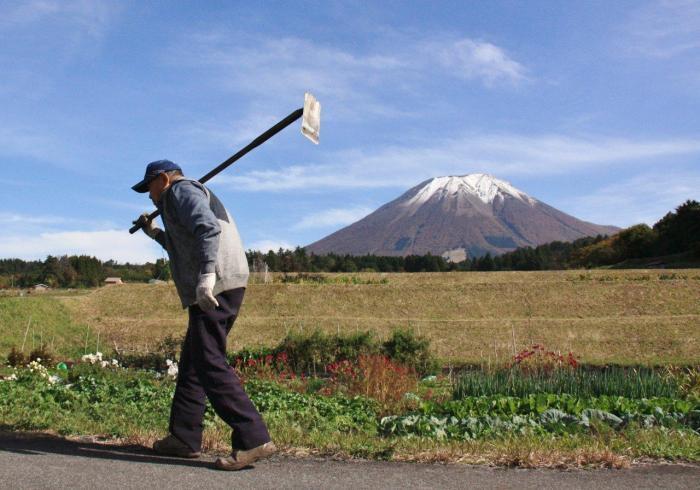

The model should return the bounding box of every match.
[132,160,182,193]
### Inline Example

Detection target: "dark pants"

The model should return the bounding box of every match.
[169,288,271,452]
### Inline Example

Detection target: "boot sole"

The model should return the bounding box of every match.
[214,448,277,471]
[214,461,255,471]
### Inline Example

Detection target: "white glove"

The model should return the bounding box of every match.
[136,212,161,239]
[196,273,219,311]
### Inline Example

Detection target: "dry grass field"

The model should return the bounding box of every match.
[23,269,696,366]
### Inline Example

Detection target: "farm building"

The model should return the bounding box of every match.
[33,284,50,292]
[104,277,123,285]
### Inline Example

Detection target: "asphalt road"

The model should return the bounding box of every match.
[0,432,698,489]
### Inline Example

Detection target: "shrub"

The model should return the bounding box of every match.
[7,346,26,367]
[154,334,183,359]
[381,328,437,376]
[28,345,54,366]
[228,329,436,377]
[114,352,170,371]
[324,355,418,411]
[280,273,327,284]
[274,330,379,375]
[512,344,578,373]
[232,351,297,384]
[113,334,183,371]
[354,355,418,408]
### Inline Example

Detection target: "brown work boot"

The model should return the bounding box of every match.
[214,441,277,471]
[153,434,201,458]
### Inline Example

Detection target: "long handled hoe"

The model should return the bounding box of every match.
[129,93,321,234]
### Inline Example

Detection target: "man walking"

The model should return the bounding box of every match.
[132,159,276,470]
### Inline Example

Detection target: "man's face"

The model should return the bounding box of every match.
[148,173,170,205]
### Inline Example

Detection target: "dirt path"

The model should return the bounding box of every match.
[1,433,698,489]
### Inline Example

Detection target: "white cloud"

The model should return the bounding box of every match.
[213,165,388,192]
[0,212,62,226]
[216,133,700,192]
[0,0,117,37]
[165,32,528,132]
[0,211,117,230]
[0,229,162,263]
[181,112,283,148]
[246,239,296,253]
[0,0,62,25]
[433,39,526,85]
[293,207,374,230]
[167,34,406,122]
[567,170,700,227]
[622,0,700,58]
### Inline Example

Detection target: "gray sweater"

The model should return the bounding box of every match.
[152,178,249,308]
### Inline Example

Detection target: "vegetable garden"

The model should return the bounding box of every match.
[1,329,698,467]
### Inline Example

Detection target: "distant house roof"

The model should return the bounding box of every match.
[34,284,50,289]
[104,277,123,284]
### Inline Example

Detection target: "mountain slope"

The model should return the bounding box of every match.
[305,174,619,258]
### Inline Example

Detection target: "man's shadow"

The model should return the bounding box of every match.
[0,427,238,471]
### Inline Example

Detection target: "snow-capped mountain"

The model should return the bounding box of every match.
[305,174,620,258]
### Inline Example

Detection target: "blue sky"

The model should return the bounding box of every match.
[1,0,699,263]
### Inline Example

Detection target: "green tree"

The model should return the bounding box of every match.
[153,258,171,281]
[614,224,656,258]
[654,200,700,255]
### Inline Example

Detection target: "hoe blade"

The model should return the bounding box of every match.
[301,92,321,144]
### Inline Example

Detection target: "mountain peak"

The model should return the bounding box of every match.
[306,173,620,258]
[404,173,536,208]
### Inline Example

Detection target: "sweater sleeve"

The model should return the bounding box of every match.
[170,182,221,275]
[153,229,167,249]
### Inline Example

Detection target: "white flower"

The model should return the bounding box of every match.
[26,360,49,378]
[100,361,109,368]
[81,352,106,365]
[48,375,60,385]
[166,359,178,379]
[111,359,119,367]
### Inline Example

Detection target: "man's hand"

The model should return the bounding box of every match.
[134,212,161,239]
[196,273,219,311]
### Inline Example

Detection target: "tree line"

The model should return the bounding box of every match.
[0,257,171,289]
[468,199,700,271]
[246,248,452,273]
[1,200,697,287]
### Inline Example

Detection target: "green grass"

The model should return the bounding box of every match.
[0,296,89,359]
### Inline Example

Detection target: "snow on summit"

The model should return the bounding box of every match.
[404,174,536,207]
